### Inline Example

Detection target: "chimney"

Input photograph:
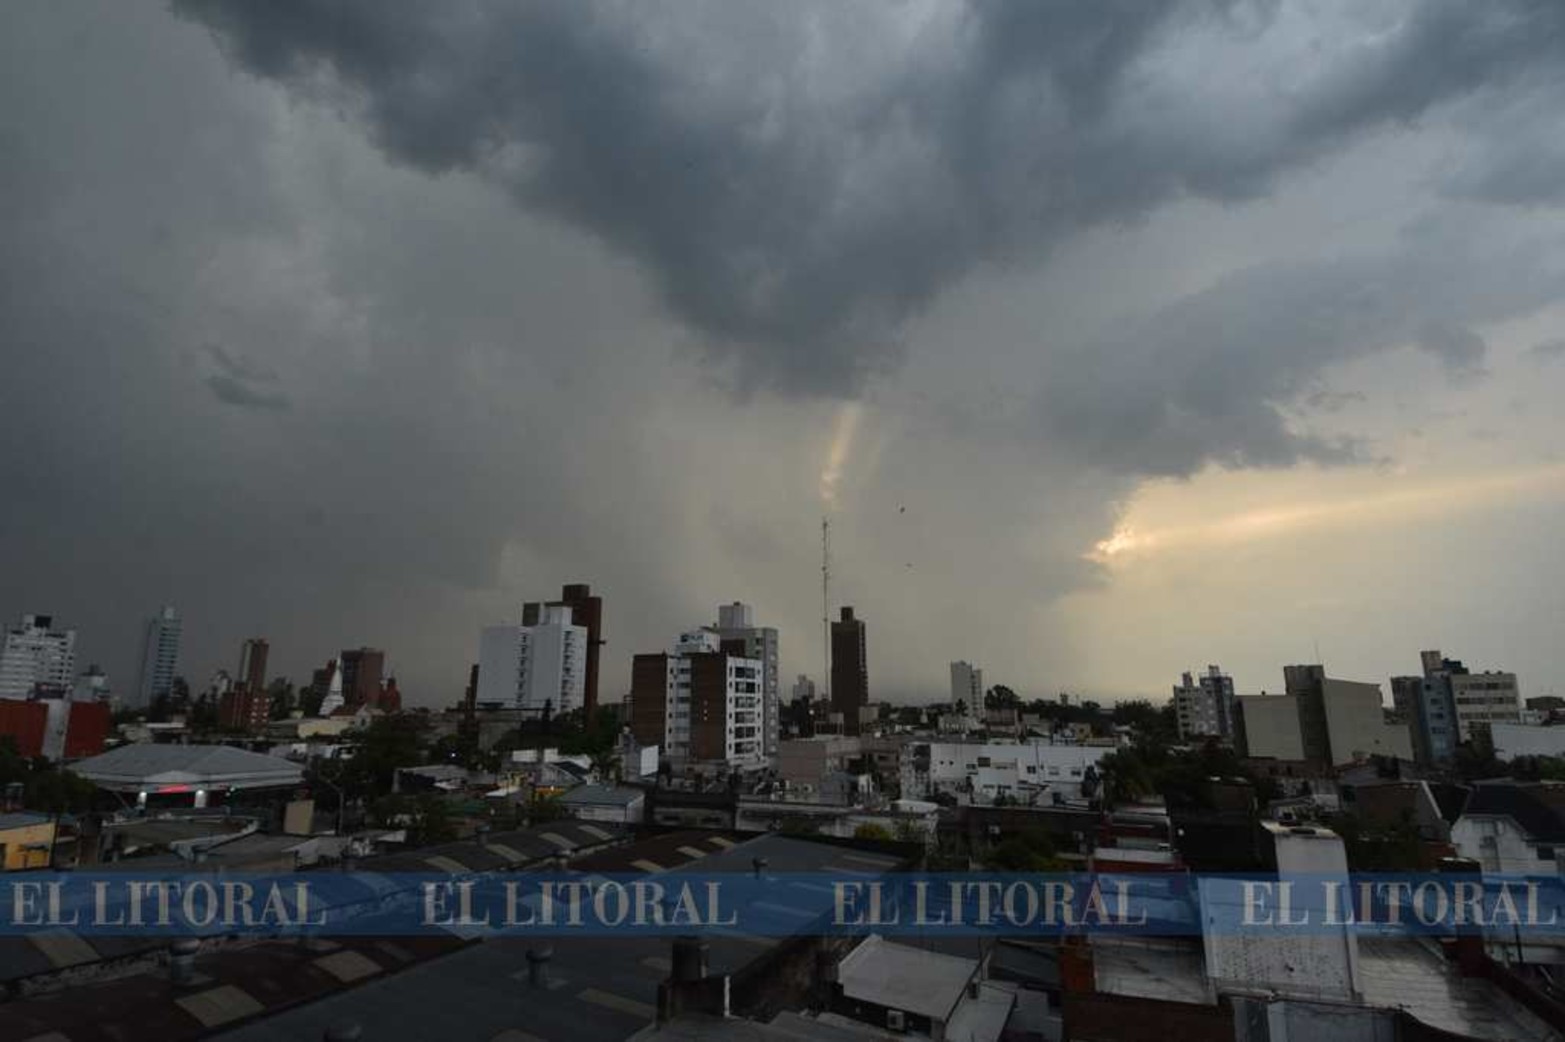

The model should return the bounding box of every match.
[526,946,554,988]
[324,1021,363,1041]
[751,856,768,880]
[168,938,201,988]
[671,935,709,983]
[476,824,491,849]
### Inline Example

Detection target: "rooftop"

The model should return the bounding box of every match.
[0,810,53,830]
[1460,782,1565,843]
[70,744,304,791]
[1358,937,1556,1042]
[560,785,645,808]
[836,934,977,1022]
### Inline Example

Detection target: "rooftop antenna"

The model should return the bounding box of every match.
[1313,638,1322,665]
[821,516,831,700]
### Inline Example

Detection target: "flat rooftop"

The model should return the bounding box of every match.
[1358,937,1556,1042]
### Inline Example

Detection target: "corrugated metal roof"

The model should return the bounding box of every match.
[70,744,303,788]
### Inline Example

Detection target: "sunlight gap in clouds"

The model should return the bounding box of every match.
[1088,462,1565,567]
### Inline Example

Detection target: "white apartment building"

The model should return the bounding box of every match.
[901,739,1109,805]
[709,601,780,758]
[950,660,983,708]
[1172,664,1235,740]
[1450,670,1521,742]
[632,630,764,770]
[0,613,77,699]
[477,604,587,715]
[135,605,181,706]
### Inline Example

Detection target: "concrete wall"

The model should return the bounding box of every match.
[1321,680,1411,764]
[1236,695,1305,760]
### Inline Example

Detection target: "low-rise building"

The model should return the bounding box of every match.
[901,739,1108,805]
[1451,781,1565,874]
[558,784,646,825]
[777,736,861,798]
[0,811,59,871]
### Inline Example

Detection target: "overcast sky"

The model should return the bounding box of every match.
[4,1,1564,707]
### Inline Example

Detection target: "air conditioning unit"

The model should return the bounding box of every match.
[885,1009,906,1032]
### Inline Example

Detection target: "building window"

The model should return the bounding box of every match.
[1538,846,1556,861]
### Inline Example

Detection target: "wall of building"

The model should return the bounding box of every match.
[778,736,862,791]
[1236,695,1305,760]
[1491,723,1565,762]
[1321,679,1411,764]
[0,819,56,871]
[1451,815,1562,874]
[1203,826,1361,1003]
[0,615,77,699]
[1452,672,1522,741]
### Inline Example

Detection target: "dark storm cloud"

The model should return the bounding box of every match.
[1037,220,1565,476]
[205,374,292,411]
[204,344,292,410]
[172,0,1565,401]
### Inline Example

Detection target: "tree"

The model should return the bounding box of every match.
[340,715,427,799]
[985,685,1019,710]
[267,678,296,720]
[527,794,569,825]
[986,829,1067,871]
[853,822,893,841]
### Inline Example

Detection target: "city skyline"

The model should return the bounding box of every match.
[3,3,1565,705]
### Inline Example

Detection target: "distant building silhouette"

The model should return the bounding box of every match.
[830,607,868,735]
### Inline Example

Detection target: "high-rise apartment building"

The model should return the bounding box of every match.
[1395,649,1520,758]
[478,605,588,715]
[709,601,780,758]
[219,688,271,732]
[135,606,180,706]
[1172,664,1236,741]
[0,614,78,699]
[630,630,764,769]
[830,607,868,735]
[950,661,983,709]
[1451,671,1521,742]
[524,583,603,717]
[220,637,272,733]
[238,638,269,695]
[339,648,385,710]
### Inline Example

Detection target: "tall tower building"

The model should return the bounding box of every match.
[0,614,78,699]
[709,601,780,758]
[478,605,587,715]
[1172,664,1236,740]
[830,606,868,735]
[238,638,269,694]
[524,583,603,717]
[339,648,385,710]
[950,661,983,709]
[135,606,181,706]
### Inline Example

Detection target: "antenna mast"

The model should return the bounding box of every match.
[821,515,831,699]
